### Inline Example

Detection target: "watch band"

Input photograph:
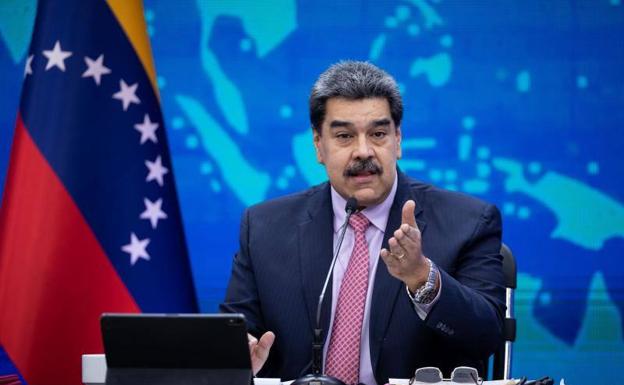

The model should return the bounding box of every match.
[406,258,439,305]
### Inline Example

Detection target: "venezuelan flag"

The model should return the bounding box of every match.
[0,1,197,384]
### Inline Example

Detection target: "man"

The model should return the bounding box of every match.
[221,61,505,385]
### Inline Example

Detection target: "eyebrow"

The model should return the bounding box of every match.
[372,118,392,127]
[329,120,352,129]
[328,118,392,129]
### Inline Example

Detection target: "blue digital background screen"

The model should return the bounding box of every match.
[0,1,623,383]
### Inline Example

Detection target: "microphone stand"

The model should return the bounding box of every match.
[292,198,358,385]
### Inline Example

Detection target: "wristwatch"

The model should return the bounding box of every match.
[406,258,439,305]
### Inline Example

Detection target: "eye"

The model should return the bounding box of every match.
[335,132,353,140]
[372,131,387,139]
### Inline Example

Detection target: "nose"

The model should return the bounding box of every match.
[353,135,373,159]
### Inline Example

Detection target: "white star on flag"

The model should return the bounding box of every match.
[82,54,111,85]
[112,79,140,110]
[121,232,150,265]
[24,54,34,77]
[145,155,169,186]
[42,41,72,71]
[134,114,159,144]
[140,198,168,229]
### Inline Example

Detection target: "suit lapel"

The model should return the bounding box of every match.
[296,173,429,372]
[369,171,427,372]
[298,184,335,338]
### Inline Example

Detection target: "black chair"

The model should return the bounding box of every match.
[491,243,517,380]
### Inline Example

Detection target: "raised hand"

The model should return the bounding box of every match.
[380,200,430,292]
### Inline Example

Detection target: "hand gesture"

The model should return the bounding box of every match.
[248,331,275,375]
[380,200,430,292]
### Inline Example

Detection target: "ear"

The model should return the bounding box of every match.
[396,126,402,159]
[313,129,324,164]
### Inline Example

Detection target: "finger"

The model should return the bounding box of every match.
[380,248,396,262]
[393,226,415,242]
[400,223,420,243]
[401,200,417,227]
[380,248,397,268]
[395,224,420,247]
[248,333,258,349]
[258,331,275,352]
[248,333,258,344]
[394,227,406,241]
[394,230,416,256]
[253,332,274,364]
[387,237,408,260]
[399,223,420,240]
[251,331,275,375]
[248,334,258,372]
[388,236,402,252]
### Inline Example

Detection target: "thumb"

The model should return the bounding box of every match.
[401,200,417,227]
[258,331,275,351]
[251,331,275,375]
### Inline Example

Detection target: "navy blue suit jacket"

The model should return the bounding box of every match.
[221,172,505,384]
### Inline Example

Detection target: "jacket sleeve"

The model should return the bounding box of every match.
[219,208,265,337]
[423,203,506,359]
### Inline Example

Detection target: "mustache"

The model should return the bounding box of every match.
[344,158,383,177]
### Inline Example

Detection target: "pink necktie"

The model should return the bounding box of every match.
[325,212,371,385]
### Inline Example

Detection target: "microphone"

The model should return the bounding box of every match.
[292,197,358,385]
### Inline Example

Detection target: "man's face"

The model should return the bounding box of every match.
[313,97,402,207]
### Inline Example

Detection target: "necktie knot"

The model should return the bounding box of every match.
[349,212,370,233]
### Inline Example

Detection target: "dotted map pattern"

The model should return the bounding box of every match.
[0,1,622,383]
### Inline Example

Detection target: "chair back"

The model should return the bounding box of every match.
[492,243,517,380]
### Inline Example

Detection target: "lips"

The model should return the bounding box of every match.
[350,171,377,183]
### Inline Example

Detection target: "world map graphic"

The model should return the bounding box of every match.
[0,1,622,383]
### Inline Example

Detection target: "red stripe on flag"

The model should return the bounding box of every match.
[0,116,140,385]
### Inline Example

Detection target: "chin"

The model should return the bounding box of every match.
[352,189,383,207]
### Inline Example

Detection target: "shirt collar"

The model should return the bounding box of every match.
[331,170,398,233]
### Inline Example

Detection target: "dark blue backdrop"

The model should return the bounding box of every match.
[1,1,622,383]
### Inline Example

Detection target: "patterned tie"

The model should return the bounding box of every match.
[325,212,371,385]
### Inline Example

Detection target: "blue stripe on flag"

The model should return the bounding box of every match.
[19,0,196,312]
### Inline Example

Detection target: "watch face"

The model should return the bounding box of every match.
[415,285,434,303]
[419,287,437,304]
[414,260,438,303]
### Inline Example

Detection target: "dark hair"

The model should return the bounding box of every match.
[309,61,403,133]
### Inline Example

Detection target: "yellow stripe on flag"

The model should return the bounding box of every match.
[106,0,159,98]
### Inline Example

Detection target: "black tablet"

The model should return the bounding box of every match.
[101,313,251,385]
